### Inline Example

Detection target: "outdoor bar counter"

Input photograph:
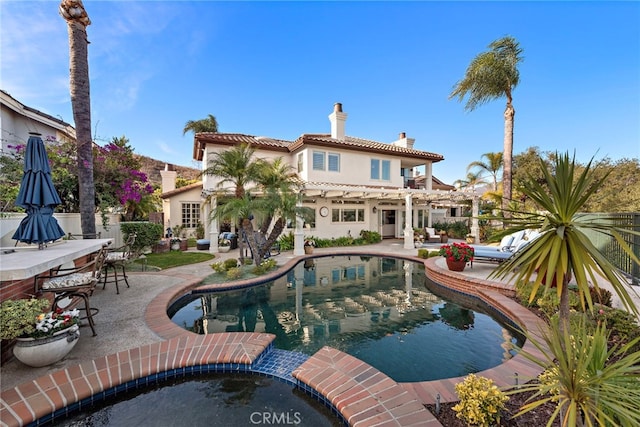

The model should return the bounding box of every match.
[0,239,112,282]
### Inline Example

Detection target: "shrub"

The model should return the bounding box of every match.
[428,250,441,258]
[210,261,226,274]
[515,282,547,308]
[251,258,277,275]
[120,222,163,253]
[452,374,508,427]
[360,230,382,244]
[591,305,640,351]
[224,258,239,270]
[589,286,613,307]
[513,317,640,426]
[417,249,429,259]
[277,231,295,251]
[536,290,580,319]
[226,267,242,280]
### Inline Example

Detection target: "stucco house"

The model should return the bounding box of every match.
[1,90,76,154]
[187,103,479,254]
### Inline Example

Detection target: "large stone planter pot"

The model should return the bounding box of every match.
[219,246,230,253]
[446,259,467,272]
[304,246,314,255]
[13,324,80,367]
[179,240,189,251]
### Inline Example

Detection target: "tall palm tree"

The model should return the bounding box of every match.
[490,152,639,331]
[467,152,503,192]
[183,114,219,136]
[450,36,523,216]
[60,0,96,236]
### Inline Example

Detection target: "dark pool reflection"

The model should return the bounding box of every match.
[169,256,524,382]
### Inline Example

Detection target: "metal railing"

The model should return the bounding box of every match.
[581,213,640,285]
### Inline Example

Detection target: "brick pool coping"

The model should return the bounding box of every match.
[1,252,546,427]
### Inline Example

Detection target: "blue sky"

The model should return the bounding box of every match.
[1,1,638,185]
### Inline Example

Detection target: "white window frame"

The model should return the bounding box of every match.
[328,152,340,172]
[181,202,200,228]
[313,151,325,171]
[371,158,391,181]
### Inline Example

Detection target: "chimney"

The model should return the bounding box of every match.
[160,163,177,193]
[392,132,415,149]
[328,102,347,139]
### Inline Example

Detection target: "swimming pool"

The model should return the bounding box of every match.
[56,373,343,426]
[170,256,524,382]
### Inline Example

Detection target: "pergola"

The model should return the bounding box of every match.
[202,182,481,254]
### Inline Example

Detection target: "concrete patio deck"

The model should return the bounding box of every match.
[2,239,638,426]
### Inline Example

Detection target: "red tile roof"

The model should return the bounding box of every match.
[193,132,444,163]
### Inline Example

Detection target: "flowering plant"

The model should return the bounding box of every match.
[219,238,231,247]
[0,298,79,340]
[439,242,474,262]
[304,238,316,247]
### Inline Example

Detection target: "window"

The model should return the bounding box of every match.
[286,210,316,229]
[370,159,391,181]
[181,203,200,228]
[297,153,304,172]
[381,160,390,180]
[331,208,365,223]
[371,159,380,179]
[328,153,340,172]
[312,151,325,170]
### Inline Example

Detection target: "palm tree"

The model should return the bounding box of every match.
[467,152,503,192]
[202,143,266,262]
[490,152,639,331]
[59,0,96,236]
[255,158,308,260]
[450,36,523,216]
[183,114,219,135]
[453,171,487,192]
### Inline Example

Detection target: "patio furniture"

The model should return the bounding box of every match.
[102,233,136,294]
[67,232,102,240]
[470,230,540,267]
[37,244,109,336]
[423,227,443,243]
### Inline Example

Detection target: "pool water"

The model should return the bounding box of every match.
[170,256,524,382]
[57,373,343,426]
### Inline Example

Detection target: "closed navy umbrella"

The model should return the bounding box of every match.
[12,133,65,247]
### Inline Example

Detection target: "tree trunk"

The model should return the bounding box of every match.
[240,218,261,266]
[61,1,96,236]
[502,103,514,219]
[558,273,572,336]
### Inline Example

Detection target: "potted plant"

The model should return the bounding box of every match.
[304,238,316,254]
[218,237,231,253]
[439,230,449,243]
[465,233,476,244]
[439,242,474,271]
[0,298,81,367]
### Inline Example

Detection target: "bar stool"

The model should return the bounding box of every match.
[102,233,136,294]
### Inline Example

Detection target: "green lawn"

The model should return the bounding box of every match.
[132,251,215,270]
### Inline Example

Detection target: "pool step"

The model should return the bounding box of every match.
[252,348,309,383]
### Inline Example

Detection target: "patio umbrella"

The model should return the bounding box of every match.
[12,133,65,247]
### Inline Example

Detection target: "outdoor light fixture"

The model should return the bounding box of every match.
[372,207,377,213]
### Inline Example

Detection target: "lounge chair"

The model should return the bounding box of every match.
[470,230,539,267]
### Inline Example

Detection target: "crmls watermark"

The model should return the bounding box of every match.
[250,411,303,425]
